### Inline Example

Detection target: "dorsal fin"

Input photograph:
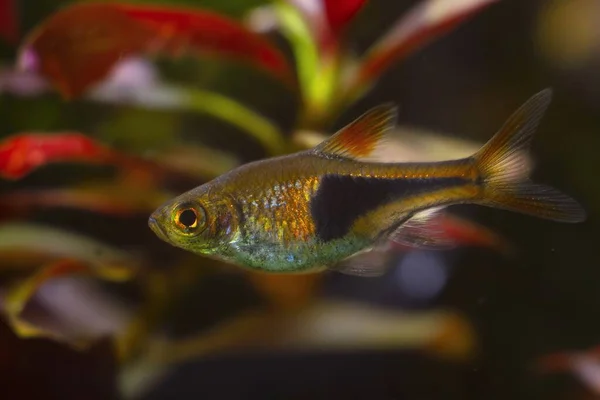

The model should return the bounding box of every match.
[314,103,398,160]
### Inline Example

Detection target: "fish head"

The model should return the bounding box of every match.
[148,183,239,255]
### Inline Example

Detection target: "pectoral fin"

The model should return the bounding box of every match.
[331,241,393,277]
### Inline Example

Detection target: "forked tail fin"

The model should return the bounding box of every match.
[472,88,586,223]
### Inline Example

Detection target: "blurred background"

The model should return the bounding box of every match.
[0,0,599,399]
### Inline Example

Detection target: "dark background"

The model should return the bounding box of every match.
[0,0,599,399]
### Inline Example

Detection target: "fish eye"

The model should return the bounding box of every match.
[180,209,197,227]
[173,203,206,235]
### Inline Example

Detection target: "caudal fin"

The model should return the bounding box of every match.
[472,88,586,223]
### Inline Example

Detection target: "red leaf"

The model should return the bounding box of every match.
[118,3,292,79]
[351,0,498,90]
[0,133,115,179]
[323,0,366,38]
[0,0,19,44]
[0,132,222,182]
[18,2,294,98]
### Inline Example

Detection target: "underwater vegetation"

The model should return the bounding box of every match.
[0,0,597,399]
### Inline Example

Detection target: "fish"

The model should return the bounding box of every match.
[148,88,586,277]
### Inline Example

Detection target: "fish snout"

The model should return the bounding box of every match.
[148,211,169,242]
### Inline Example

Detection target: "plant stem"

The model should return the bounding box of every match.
[89,84,288,155]
[182,88,287,155]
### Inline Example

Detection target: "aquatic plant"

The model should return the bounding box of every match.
[0,0,500,395]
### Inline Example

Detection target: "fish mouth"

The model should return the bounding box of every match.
[148,215,169,243]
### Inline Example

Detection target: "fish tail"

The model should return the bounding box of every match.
[471,88,586,223]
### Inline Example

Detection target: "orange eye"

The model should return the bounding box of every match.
[174,205,205,234]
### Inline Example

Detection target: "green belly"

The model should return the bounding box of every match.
[227,235,372,273]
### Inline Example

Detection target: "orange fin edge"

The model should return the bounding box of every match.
[314,103,398,160]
